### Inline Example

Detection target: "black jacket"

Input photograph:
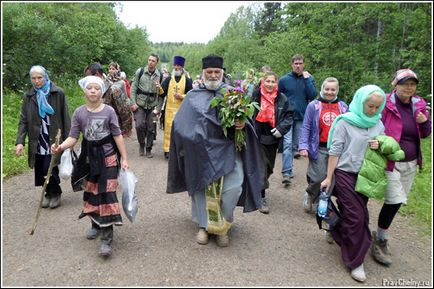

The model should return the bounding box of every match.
[16,83,71,168]
[252,88,293,145]
[166,86,265,212]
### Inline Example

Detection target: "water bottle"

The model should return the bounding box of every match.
[317,188,329,218]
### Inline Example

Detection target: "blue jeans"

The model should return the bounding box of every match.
[282,120,303,177]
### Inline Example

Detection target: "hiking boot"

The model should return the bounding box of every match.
[216,234,229,247]
[49,195,61,209]
[86,227,101,240]
[145,150,153,158]
[196,228,208,245]
[282,176,291,185]
[371,231,392,266]
[350,263,366,282]
[41,196,51,208]
[139,144,145,156]
[99,241,112,257]
[303,192,313,213]
[258,197,269,214]
[325,231,334,244]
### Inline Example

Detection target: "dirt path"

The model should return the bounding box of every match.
[2,129,432,287]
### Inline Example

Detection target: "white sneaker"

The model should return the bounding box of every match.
[196,228,208,245]
[303,192,312,213]
[351,264,366,282]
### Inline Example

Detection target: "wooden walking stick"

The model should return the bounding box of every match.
[30,129,61,235]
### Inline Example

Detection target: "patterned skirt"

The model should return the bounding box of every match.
[79,154,122,227]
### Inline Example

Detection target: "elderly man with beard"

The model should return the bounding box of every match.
[166,54,264,247]
[160,56,193,159]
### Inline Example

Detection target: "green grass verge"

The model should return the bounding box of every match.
[399,137,432,236]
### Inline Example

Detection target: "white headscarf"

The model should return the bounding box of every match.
[78,76,107,94]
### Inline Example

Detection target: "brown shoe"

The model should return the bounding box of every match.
[216,234,229,247]
[371,231,392,266]
[196,228,208,245]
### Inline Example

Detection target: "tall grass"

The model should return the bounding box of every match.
[400,137,432,236]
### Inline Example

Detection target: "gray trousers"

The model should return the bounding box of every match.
[133,106,155,150]
[191,153,244,229]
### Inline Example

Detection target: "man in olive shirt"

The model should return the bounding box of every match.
[130,53,164,157]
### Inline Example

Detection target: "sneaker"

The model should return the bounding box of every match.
[303,192,313,213]
[258,197,269,214]
[294,153,301,159]
[49,196,61,209]
[99,241,112,257]
[371,231,392,266]
[196,228,208,245]
[216,234,229,247]
[282,176,291,185]
[350,264,366,282]
[86,227,101,240]
[145,150,153,158]
[139,145,145,156]
[41,196,50,208]
[325,231,334,244]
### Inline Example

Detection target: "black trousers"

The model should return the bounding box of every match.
[34,154,62,198]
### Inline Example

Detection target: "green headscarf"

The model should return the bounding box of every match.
[327,84,386,148]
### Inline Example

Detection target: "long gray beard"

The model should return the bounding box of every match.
[203,74,223,91]
[173,70,182,77]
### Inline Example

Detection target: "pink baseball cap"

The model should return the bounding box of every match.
[392,69,419,86]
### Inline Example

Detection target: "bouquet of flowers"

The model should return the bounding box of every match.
[210,79,259,151]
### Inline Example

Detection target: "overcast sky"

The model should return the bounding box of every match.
[116,1,256,43]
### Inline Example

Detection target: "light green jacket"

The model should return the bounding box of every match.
[355,135,405,200]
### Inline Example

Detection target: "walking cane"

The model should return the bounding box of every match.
[30,129,61,235]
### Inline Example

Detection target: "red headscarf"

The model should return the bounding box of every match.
[256,80,278,128]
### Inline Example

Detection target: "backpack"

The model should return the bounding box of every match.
[316,197,341,232]
[136,67,163,84]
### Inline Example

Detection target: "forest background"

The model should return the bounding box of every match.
[1,2,432,234]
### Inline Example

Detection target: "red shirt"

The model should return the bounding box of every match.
[319,102,341,143]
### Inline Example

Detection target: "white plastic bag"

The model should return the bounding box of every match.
[119,169,138,223]
[59,148,73,180]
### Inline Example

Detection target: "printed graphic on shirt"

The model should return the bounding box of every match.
[85,117,110,141]
[319,102,341,143]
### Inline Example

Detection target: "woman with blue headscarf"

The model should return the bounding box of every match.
[320,85,386,283]
[16,65,71,209]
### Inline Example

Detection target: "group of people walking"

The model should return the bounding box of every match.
[15,52,430,283]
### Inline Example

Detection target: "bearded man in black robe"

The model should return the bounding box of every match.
[166,54,265,247]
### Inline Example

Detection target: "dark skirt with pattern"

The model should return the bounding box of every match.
[330,168,372,269]
[78,153,122,227]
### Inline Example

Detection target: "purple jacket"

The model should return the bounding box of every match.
[381,92,431,170]
[299,99,348,160]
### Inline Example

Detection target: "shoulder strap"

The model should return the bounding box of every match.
[138,67,145,82]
